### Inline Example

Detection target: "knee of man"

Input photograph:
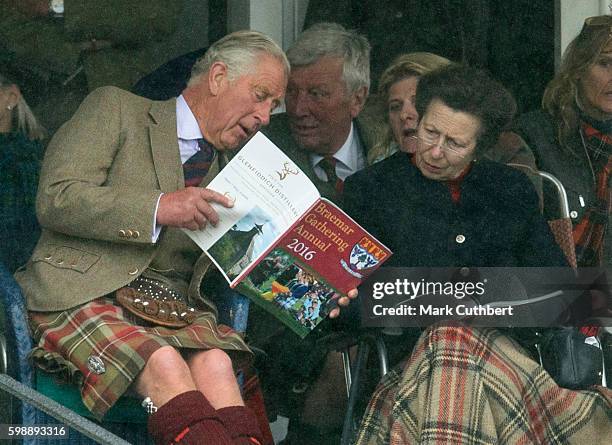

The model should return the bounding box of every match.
[145,345,190,379]
[189,348,234,377]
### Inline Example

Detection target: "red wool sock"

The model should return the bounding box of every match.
[217,406,264,445]
[147,390,233,445]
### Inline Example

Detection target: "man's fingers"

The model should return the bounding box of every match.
[328,307,340,319]
[194,199,219,226]
[192,211,208,229]
[201,188,235,208]
[347,288,358,299]
[184,219,201,231]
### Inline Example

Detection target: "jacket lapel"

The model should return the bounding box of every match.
[148,98,183,193]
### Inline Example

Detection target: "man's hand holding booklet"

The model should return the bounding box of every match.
[183,133,392,337]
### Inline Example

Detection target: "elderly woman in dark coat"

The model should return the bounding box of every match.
[344,65,611,444]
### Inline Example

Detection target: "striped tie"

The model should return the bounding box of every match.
[183,138,216,187]
[318,156,344,198]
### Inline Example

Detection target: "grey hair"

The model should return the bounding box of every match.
[188,30,289,85]
[0,73,45,140]
[287,22,371,95]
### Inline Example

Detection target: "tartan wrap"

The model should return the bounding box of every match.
[355,325,612,445]
[28,297,252,420]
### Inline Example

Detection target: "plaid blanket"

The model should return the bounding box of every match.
[355,325,611,445]
[29,296,251,420]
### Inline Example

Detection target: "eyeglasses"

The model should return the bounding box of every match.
[413,131,473,158]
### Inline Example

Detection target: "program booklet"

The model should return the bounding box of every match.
[183,132,392,337]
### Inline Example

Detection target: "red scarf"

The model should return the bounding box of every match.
[572,121,612,266]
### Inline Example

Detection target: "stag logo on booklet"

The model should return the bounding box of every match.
[276,161,299,180]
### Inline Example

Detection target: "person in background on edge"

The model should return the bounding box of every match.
[344,64,611,445]
[13,31,352,445]
[0,0,184,136]
[508,15,612,381]
[0,72,45,273]
[512,15,612,269]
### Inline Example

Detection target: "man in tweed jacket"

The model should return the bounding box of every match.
[16,31,288,444]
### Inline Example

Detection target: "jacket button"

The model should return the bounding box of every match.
[570,210,578,219]
[126,229,134,237]
[132,230,140,239]
[119,229,126,237]
[44,254,52,260]
[455,234,466,244]
[128,267,139,275]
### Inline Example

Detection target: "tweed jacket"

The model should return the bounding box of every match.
[15,86,220,312]
[513,110,612,266]
[343,152,567,267]
[262,112,377,203]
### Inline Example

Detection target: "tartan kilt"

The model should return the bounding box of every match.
[28,296,252,420]
[356,324,612,445]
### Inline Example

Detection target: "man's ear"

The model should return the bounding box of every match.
[208,61,229,96]
[349,86,368,118]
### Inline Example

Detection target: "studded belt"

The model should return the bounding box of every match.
[115,276,203,328]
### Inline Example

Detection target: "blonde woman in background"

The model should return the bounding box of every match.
[0,72,44,272]
[367,52,450,164]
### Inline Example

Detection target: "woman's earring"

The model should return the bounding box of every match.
[6,105,12,111]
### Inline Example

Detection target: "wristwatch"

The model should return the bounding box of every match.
[49,0,64,17]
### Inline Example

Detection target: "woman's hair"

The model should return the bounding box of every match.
[415,64,517,157]
[368,52,451,163]
[542,15,612,151]
[0,73,45,140]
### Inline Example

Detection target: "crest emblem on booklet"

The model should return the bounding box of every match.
[343,236,389,277]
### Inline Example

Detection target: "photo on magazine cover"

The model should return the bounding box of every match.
[207,206,281,279]
[243,248,337,332]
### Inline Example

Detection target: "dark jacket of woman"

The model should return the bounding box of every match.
[343,151,567,268]
[0,132,42,272]
[513,110,611,266]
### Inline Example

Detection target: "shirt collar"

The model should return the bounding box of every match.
[310,122,360,169]
[176,95,203,141]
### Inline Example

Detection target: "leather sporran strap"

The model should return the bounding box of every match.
[116,277,204,328]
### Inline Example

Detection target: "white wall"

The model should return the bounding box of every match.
[227,0,309,50]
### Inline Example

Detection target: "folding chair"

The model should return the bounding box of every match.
[508,164,577,268]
